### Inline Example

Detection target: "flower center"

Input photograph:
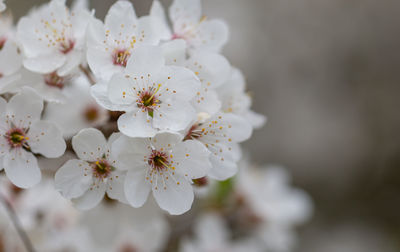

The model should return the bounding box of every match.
[136,84,162,117]
[5,128,29,148]
[91,159,112,179]
[59,39,75,54]
[44,72,64,89]
[83,106,99,122]
[148,151,169,171]
[184,124,204,140]
[113,49,131,67]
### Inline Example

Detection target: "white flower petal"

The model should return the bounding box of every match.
[170,0,202,31]
[54,159,92,199]
[153,100,196,132]
[162,39,187,66]
[72,182,107,210]
[190,19,229,52]
[4,149,41,188]
[23,54,66,74]
[0,40,22,75]
[105,0,138,41]
[72,128,107,162]
[150,0,172,40]
[7,87,43,127]
[124,168,151,207]
[56,50,83,76]
[108,74,136,105]
[112,134,149,171]
[192,89,221,115]
[27,121,66,158]
[172,139,211,179]
[125,46,165,77]
[106,170,127,203]
[118,110,157,138]
[150,131,183,151]
[244,110,267,129]
[159,65,200,99]
[153,173,194,215]
[91,82,132,111]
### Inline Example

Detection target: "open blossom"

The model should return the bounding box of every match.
[112,132,211,215]
[55,128,126,210]
[0,88,66,188]
[151,0,229,52]
[184,112,252,180]
[217,68,266,129]
[87,0,161,81]
[16,0,93,75]
[44,75,109,138]
[92,46,200,138]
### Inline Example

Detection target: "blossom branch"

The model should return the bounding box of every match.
[79,64,96,85]
[0,193,36,252]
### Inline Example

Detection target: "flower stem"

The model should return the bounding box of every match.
[79,64,96,85]
[0,193,36,252]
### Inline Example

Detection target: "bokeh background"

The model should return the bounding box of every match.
[8,0,400,251]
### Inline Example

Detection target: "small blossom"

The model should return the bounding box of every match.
[217,68,266,129]
[112,131,211,215]
[16,0,93,75]
[92,46,200,138]
[0,87,66,188]
[55,128,126,210]
[86,0,161,81]
[184,112,252,180]
[151,0,229,52]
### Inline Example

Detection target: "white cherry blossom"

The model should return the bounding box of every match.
[92,46,200,138]
[151,0,229,52]
[0,87,66,188]
[217,68,266,129]
[16,0,93,75]
[55,128,126,210]
[44,75,109,138]
[0,39,22,93]
[184,112,252,180]
[112,131,211,215]
[86,0,161,81]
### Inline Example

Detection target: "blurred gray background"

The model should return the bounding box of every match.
[8,0,400,251]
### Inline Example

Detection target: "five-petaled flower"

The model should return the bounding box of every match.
[0,87,66,188]
[55,128,126,210]
[112,131,211,215]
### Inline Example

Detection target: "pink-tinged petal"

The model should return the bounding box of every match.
[152,173,194,215]
[124,168,151,207]
[27,121,66,158]
[171,139,211,179]
[118,110,157,138]
[4,149,41,188]
[54,159,92,199]
[72,128,107,162]
[7,87,43,127]
[72,182,107,210]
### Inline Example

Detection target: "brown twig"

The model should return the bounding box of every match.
[79,64,96,85]
[0,193,36,252]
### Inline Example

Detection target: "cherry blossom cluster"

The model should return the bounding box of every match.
[0,0,265,215]
[0,0,313,251]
